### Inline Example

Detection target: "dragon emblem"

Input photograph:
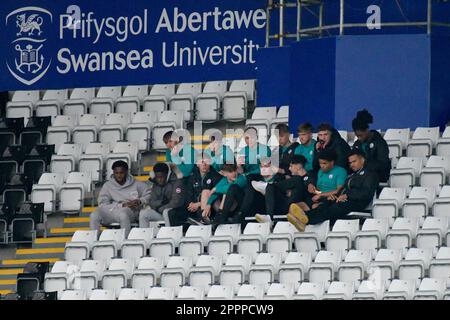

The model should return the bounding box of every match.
[16,13,43,36]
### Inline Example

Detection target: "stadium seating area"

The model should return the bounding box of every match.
[1,81,450,300]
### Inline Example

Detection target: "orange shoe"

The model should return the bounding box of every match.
[287,213,306,232]
[288,203,309,225]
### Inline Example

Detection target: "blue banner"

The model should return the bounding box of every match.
[0,0,267,91]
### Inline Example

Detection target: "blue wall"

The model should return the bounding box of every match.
[430,36,450,129]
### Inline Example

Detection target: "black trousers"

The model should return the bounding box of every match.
[305,200,366,225]
[213,184,245,224]
[168,207,189,227]
[240,185,266,218]
[265,176,308,217]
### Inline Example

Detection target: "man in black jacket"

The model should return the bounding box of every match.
[351,109,391,182]
[312,123,351,175]
[272,123,300,176]
[288,150,379,230]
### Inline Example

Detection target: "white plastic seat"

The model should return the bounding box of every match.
[323,281,354,300]
[188,255,222,294]
[384,128,410,158]
[205,285,234,300]
[407,127,440,157]
[59,172,92,213]
[414,278,446,300]
[160,256,193,294]
[195,81,227,122]
[219,254,252,294]
[354,219,389,257]
[63,88,95,115]
[337,250,372,285]
[89,289,115,300]
[79,142,109,182]
[50,143,83,178]
[352,280,386,300]
[278,252,311,291]
[151,111,184,150]
[121,228,154,263]
[372,188,407,226]
[6,90,39,124]
[148,287,175,300]
[102,258,135,298]
[369,249,403,284]
[90,86,121,115]
[72,114,104,152]
[416,216,448,254]
[264,283,294,300]
[31,173,65,213]
[437,126,450,157]
[46,115,77,151]
[179,225,212,264]
[420,156,450,192]
[402,187,436,224]
[248,253,281,291]
[169,82,202,122]
[222,80,254,121]
[308,251,342,289]
[293,221,329,260]
[293,282,325,300]
[207,224,241,261]
[385,218,420,252]
[432,185,450,218]
[245,107,278,145]
[325,219,360,258]
[398,248,433,286]
[44,261,79,299]
[149,226,183,265]
[389,157,424,190]
[64,229,98,264]
[383,279,416,300]
[36,89,68,117]
[99,113,130,147]
[105,142,138,179]
[73,260,106,297]
[118,288,145,300]
[126,111,158,151]
[266,221,298,260]
[115,85,148,114]
[60,290,87,300]
[429,247,450,286]
[237,222,271,263]
[269,106,289,131]
[235,284,264,300]
[91,229,126,263]
[143,84,175,114]
[175,286,204,300]
[131,257,164,296]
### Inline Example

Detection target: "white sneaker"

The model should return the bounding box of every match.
[255,214,272,225]
[251,181,268,195]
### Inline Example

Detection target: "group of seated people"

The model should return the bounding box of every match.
[90,109,391,236]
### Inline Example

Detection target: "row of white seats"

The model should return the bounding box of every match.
[31,172,93,213]
[6,80,255,124]
[46,246,450,300]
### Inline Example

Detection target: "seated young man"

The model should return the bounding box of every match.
[298,150,347,211]
[182,154,223,225]
[202,163,247,226]
[204,130,235,172]
[312,123,351,174]
[163,130,197,179]
[237,127,271,180]
[295,122,316,172]
[351,109,391,183]
[240,156,284,222]
[272,123,300,176]
[139,162,185,227]
[256,155,314,224]
[288,150,379,231]
[90,161,151,237]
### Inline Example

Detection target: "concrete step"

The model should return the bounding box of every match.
[0,279,16,291]
[49,227,92,236]
[1,258,60,268]
[0,289,13,295]
[33,237,72,249]
[15,248,65,260]
[0,269,23,280]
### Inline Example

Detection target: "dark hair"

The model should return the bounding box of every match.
[275,123,290,135]
[348,149,366,159]
[297,122,313,133]
[352,109,373,132]
[112,160,128,171]
[163,130,175,144]
[244,126,257,134]
[209,130,223,142]
[318,149,337,162]
[317,123,333,132]
[153,162,169,175]
[221,163,237,172]
[290,155,307,167]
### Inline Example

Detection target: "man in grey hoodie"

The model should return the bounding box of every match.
[90,160,151,237]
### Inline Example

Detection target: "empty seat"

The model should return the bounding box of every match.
[429,247,450,286]
[352,279,386,300]
[293,221,329,260]
[151,111,184,150]
[384,128,410,158]
[222,80,254,121]
[266,221,298,260]
[416,216,448,254]
[264,283,294,300]
[235,284,264,300]
[436,126,450,157]
[31,173,65,213]
[91,229,126,263]
[63,88,95,115]
[149,226,183,265]
[179,225,212,264]
[79,142,110,183]
[407,127,440,157]
[354,218,389,257]
[420,156,450,192]
[59,172,93,213]
[169,82,202,122]
[148,287,175,300]
[46,115,77,151]
[293,282,325,300]
[6,90,40,124]
[390,157,424,190]
[248,253,281,291]
[278,252,311,291]
[414,278,447,300]
[36,89,68,117]
[195,81,227,122]
[308,251,341,289]
[44,261,79,299]
[118,288,145,300]
[60,290,87,300]
[126,112,158,151]
[131,257,164,296]
[176,286,204,300]
[207,224,241,261]
[90,86,121,114]
[64,230,98,264]
[219,254,252,294]
[383,279,416,300]
[115,85,148,114]
[269,106,289,131]
[368,249,403,283]
[238,222,271,262]
[323,281,354,300]
[188,255,222,294]
[160,256,193,294]
[73,260,106,297]
[372,188,407,226]
[89,289,115,300]
[143,84,175,113]
[205,285,234,300]
[398,248,433,285]
[337,250,372,285]
[99,113,130,147]
[385,218,420,251]
[102,258,135,298]
[245,107,278,145]
[50,143,83,178]
[402,187,436,223]
[121,227,154,263]
[432,185,450,218]
[325,219,360,258]
[72,114,104,152]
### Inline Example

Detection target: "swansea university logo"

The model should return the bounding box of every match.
[5,7,52,86]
